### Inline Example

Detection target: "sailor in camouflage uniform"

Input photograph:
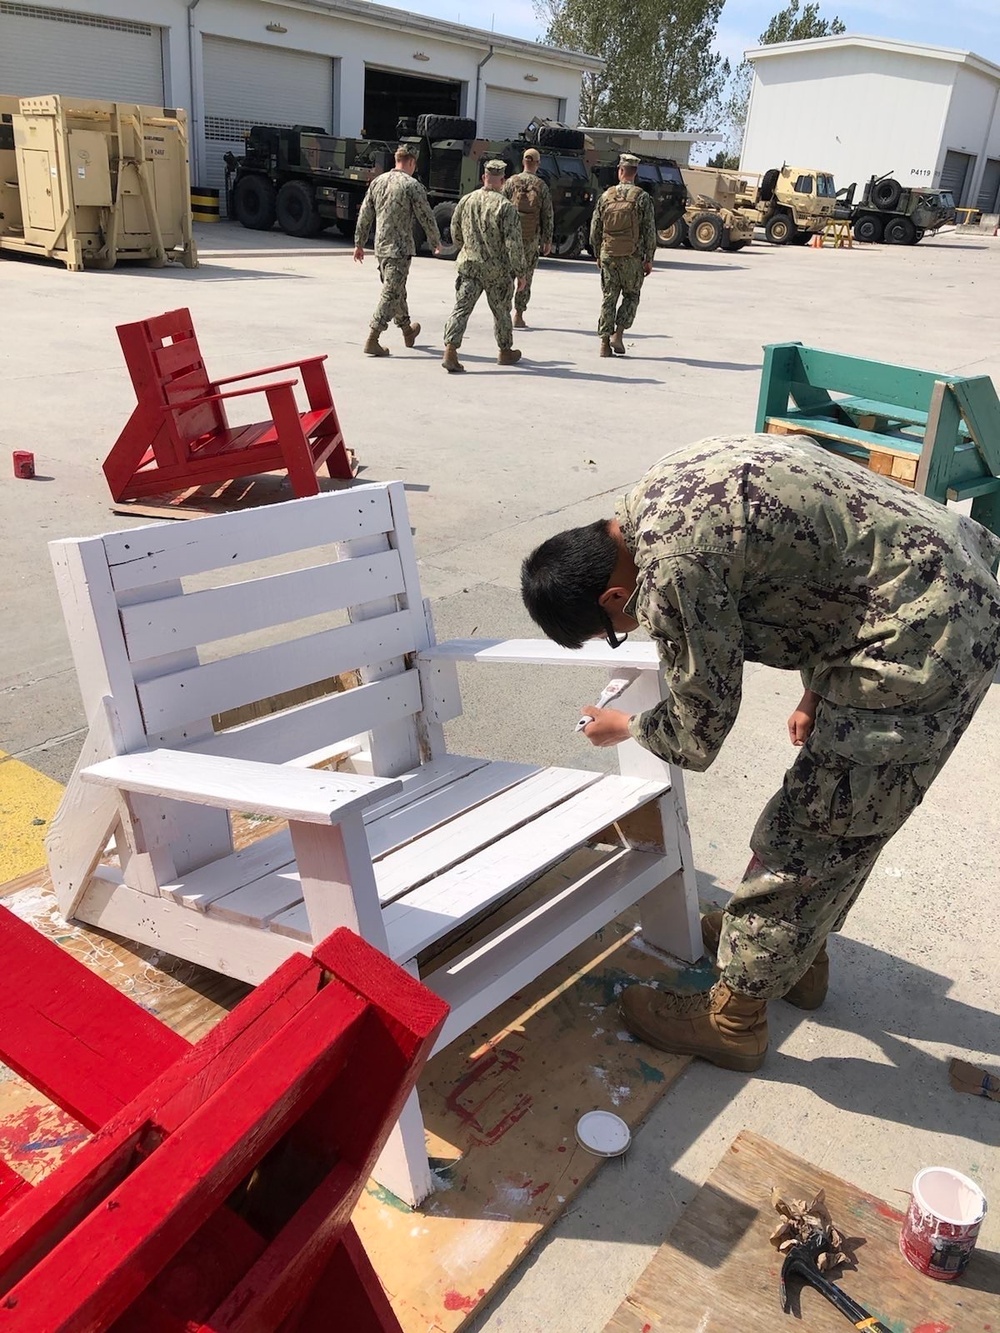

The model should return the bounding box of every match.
[521,434,1000,1071]
[589,153,656,357]
[502,147,553,329]
[354,145,440,357]
[442,160,527,373]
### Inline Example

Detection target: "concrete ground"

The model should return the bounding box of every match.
[1,222,998,1327]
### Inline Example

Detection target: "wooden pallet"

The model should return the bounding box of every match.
[111,458,359,520]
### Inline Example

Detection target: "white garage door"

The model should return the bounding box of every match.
[0,2,163,104]
[202,35,333,194]
[484,86,561,140]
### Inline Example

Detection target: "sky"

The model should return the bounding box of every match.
[392,0,1000,71]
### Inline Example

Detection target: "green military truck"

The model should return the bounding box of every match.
[841,172,957,244]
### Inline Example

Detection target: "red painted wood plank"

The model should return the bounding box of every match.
[0,906,188,1130]
[298,1224,404,1333]
[0,1164,30,1219]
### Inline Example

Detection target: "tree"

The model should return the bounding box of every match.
[535,0,730,132]
[706,149,740,168]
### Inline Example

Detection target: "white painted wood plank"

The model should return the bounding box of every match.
[83,750,400,824]
[180,672,423,765]
[421,638,662,670]
[383,774,669,961]
[205,868,304,927]
[357,754,487,821]
[135,609,417,733]
[426,847,669,1053]
[98,486,394,593]
[374,767,603,904]
[293,812,389,948]
[269,901,313,942]
[119,549,405,660]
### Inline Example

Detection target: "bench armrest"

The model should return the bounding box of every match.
[176,379,299,410]
[420,638,661,669]
[82,750,400,825]
[212,355,328,388]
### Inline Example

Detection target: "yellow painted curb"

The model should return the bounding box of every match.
[0,751,64,882]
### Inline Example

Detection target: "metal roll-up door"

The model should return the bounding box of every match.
[0,2,163,104]
[484,86,561,140]
[202,36,333,194]
[939,150,974,204]
[976,158,1000,213]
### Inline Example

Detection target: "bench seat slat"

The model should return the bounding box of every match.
[767,414,925,459]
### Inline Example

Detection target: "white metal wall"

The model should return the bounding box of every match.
[201,34,333,191]
[0,1,163,104]
[484,86,560,139]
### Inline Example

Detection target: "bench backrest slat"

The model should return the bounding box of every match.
[790,345,944,414]
[117,308,222,453]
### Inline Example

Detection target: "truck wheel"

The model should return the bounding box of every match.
[232,174,277,231]
[276,180,322,238]
[764,213,794,244]
[759,168,780,202]
[688,212,724,251]
[790,231,812,245]
[536,125,586,151]
[914,228,925,243]
[871,178,902,211]
[551,227,583,259]
[433,201,459,259]
[884,217,916,245]
[417,114,477,140]
[853,214,884,243]
[657,220,686,248]
[722,238,749,251]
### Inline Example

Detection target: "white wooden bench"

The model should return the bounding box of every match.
[46,482,701,1206]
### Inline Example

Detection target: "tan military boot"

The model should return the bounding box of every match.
[619,980,768,1071]
[363,331,390,357]
[700,910,829,1011]
[401,322,421,348]
[599,337,612,357]
[497,348,522,366]
[610,326,626,355]
[441,344,465,373]
[513,310,527,329]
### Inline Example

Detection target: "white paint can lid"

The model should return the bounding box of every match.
[576,1110,631,1157]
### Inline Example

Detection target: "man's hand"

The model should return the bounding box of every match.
[516,276,527,292]
[543,242,552,256]
[433,244,442,255]
[643,260,653,276]
[578,706,633,748]
[353,246,364,264]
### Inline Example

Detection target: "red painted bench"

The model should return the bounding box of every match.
[0,904,446,1331]
[103,307,355,503]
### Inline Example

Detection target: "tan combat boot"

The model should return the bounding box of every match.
[599,337,612,357]
[700,910,829,1011]
[513,310,527,329]
[610,326,626,355]
[363,331,390,357]
[401,322,421,348]
[619,980,768,1071]
[497,348,522,366]
[441,344,465,373]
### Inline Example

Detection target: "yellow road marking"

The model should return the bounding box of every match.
[0,751,64,882]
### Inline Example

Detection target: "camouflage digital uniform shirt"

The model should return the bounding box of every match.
[354,169,440,258]
[616,434,1000,770]
[502,171,554,250]
[590,182,657,263]
[451,187,527,276]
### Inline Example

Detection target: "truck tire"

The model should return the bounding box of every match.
[536,125,586,151]
[232,174,277,231]
[688,211,724,251]
[764,212,795,244]
[871,177,902,211]
[884,216,916,245]
[433,201,459,258]
[721,236,749,251]
[853,214,884,243]
[551,227,584,258]
[276,179,322,237]
[658,219,686,248]
[759,168,780,202]
[417,114,477,140]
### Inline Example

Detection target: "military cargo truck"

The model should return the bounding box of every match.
[734,164,837,243]
[840,173,956,244]
[659,167,755,251]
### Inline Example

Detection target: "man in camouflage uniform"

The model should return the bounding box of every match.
[502,147,553,330]
[353,145,440,357]
[442,160,527,373]
[589,153,656,358]
[521,434,1000,1072]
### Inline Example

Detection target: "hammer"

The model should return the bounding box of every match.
[780,1232,892,1331]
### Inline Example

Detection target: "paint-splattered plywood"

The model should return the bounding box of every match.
[603,1130,1000,1333]
[0,863,701,1332]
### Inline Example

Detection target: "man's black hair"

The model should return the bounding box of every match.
[521,519,618,649]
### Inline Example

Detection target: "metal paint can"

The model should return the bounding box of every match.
[899,1166,987,1280]
[12,451,35,479]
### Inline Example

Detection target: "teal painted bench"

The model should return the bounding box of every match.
[755,342,1000,536]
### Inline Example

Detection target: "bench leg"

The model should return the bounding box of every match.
[371,1087,434,1208]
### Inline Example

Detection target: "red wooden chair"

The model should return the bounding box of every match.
[103,308,355,503]
[0,905,446,1331]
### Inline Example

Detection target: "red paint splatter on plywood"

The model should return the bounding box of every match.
[913,1324,951,1333]
[444,1047,532,1147]
[443,1288,485,1312]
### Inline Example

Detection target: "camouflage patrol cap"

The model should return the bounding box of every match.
[618,153,640,167]
[485,159,508,174]
[522,147,540,162]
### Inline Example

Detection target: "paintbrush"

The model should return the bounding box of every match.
[575,677,633,732]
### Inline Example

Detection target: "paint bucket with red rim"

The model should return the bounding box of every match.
[12,451,35,479]
[899,1166,987,1279]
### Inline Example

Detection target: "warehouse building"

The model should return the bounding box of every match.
[741,34,1000,211]
[0,0,601,189]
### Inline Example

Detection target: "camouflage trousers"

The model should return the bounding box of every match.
[370,257,412,333]
[717,669,996,999]
[443,262,515,350]
[514,240,541,314]
[598,255,645,335]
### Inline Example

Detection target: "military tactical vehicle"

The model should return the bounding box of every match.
[731,164,837,243]
[660,167,755,251]
[840,172,957,244]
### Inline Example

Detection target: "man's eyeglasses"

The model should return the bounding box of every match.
[601,609,629,650]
